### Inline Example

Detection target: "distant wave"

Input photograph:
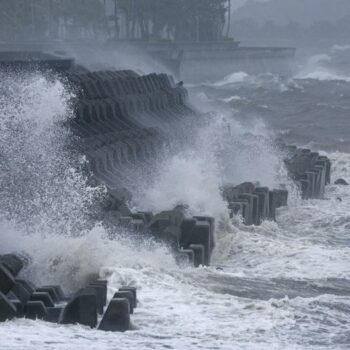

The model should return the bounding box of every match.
[219,95,246,103]
[308,54,331,65]
[295,70,350,82]
[331,44,350,52]
[295,51,350,82]
[212,71,250,87]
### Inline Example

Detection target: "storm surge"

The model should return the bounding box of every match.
[0,72,94,233]
[1,50,350,349]
[0,63,292,287]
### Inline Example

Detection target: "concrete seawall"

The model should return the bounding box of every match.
[0,66,332,331]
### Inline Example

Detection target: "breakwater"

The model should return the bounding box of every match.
[0,64,332,332]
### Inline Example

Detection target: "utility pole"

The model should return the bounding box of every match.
[31,0,35,39]
[226,0,231,38]
[195,1,200,42]
[48,0,53,38]
[114,0,119,39]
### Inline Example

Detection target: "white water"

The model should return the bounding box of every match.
[295,52,350,82]
[1,64,350,350]
[2,151,350,349]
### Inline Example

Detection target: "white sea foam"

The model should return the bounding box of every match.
[331,44,350,53]
[308,54,332,65]
[295,70,350,82]
[212,71,250,87]
[295,53,350,82]
[220,95,245,103]
[1,64,350,350]
[0,72,104,236]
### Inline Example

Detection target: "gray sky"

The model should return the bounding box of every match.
[232,0,270,10]
[232,0,350,25]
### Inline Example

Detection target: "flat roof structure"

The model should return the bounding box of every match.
[0,51,75,71]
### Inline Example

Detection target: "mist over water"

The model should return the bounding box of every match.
[0,72,101,234]
[1,45,350,350]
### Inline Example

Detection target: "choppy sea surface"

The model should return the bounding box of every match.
[1,44,350,349]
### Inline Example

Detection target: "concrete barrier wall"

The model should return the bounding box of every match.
[0,256,136,332]
[0,68,334,330]
[68,70,332,264]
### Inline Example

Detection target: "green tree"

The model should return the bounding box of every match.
[115,0,229,42]
[0,0,107,41]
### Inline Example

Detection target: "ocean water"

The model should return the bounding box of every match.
[1,45,350,349]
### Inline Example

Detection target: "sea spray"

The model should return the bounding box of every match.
[0,219,177,292]
[0,71,113,289]
[295,52,350,82]
[130,104,296,264]
[0,71,105,235]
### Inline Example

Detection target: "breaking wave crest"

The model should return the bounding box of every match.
[1,49,350,350]
[0,71,105,236]
[295,51,350,82]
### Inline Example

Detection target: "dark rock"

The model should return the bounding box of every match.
[0,292,17,321]
[0,264,15,294]
[61,293,98,328]
[25,301,48,320]
[99,298,130,332]
[335,178,348,186]
[29,292,54,308]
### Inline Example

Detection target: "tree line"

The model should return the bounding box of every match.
[0,0,232,42]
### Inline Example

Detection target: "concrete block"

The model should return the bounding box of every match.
[87,283,107,314]
[180,219,212,265]
[12,281,31,303]
[176,249,195,266]
[238,194,254,225]
[189,244,205,267]
[113,291,134,314]
[0,292,17,322]
[29,292,54,308]
[0,264,15,295]
[16,279,36,294]
[42,285,65,300]
[45,307,63,323]
[25,301,48,320]
[0,255,23,276]
[119,287,137,308]
[36,287,59,303]
[12,299,24,317]
[61,293,98,328]
[99,298,130,332]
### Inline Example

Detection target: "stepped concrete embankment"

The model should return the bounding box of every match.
[0,53,332,331]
